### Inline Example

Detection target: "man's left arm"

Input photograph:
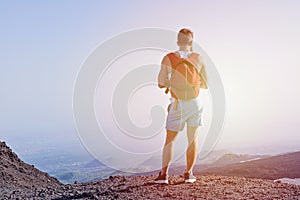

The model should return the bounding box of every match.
[198,56,208,89]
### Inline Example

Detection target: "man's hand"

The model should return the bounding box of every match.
[165,88,169,94]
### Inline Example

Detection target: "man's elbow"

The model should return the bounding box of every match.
[158,84,166,88]
[200,81,208,89]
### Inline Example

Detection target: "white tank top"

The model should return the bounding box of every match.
[176,50,192,58]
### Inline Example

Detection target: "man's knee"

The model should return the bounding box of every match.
[165,129,178,144]
[187,126,198,144]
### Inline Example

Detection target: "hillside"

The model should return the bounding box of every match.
[198,151,300,180]
[0,141,62,195]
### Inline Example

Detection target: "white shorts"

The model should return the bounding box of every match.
[165,97,204,132]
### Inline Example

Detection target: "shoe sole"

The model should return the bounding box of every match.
[185,179,196,183]
[154,180,169,184]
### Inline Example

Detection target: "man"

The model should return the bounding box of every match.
[154,28,208,184]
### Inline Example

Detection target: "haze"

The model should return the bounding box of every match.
[1,0,299,160]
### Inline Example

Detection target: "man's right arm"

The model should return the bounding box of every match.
[158,55,172,88]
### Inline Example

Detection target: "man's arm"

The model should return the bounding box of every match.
[158,55,172,88]
[199,56,208,89]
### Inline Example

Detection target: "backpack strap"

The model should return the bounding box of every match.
[173,60,199,73]
[173,98,178,110]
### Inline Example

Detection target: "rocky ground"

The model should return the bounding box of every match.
[1,141,300,199]
[2,174,300,199]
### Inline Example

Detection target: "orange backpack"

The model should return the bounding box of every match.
[166,52,201,100]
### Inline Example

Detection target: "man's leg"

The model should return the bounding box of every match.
[161,129,178,175]
[185,126,199,173]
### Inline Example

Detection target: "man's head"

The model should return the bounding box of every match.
[177,28,194,51]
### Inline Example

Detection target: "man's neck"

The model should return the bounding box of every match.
[179,49,190,52]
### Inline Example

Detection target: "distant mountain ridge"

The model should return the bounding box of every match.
[135,151,300,182]
[198,151,300,180]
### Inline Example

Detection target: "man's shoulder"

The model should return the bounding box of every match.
[192,52,204,64]
[165,51,177,57]
[161,54,172,66]
[191,52,200,59]
[163,52,177,62]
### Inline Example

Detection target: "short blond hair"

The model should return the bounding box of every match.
[177,28,194,51]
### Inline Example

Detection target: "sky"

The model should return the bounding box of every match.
[1,0,300,162]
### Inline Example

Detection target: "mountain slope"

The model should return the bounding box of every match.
[0,141,62,194]
[198,151,300,179]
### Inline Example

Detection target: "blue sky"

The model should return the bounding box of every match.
[1,1,300,157]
